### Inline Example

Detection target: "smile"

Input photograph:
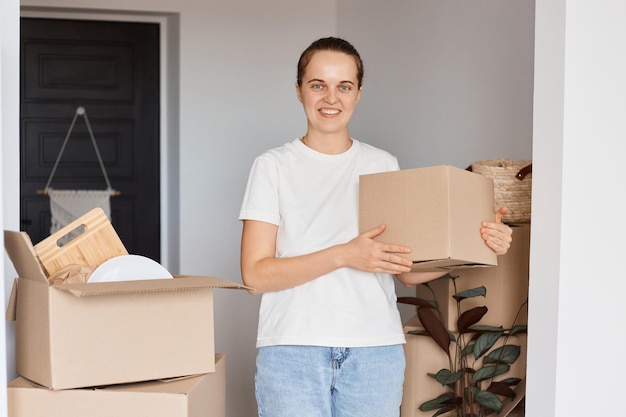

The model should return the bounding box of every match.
[319,108,341,115]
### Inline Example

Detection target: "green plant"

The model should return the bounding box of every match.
[398,274,528,417]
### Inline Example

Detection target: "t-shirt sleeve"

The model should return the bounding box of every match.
[391,156,400,171]
[238,153,281,225]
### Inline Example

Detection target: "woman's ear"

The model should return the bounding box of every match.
[295,83,303,102]
[356,86,363,103]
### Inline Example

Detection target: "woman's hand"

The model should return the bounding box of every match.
[480,207,513,255]
[341,225,413,275]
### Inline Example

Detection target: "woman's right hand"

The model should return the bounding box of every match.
[341,225,413,275]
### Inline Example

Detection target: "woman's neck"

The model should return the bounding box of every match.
[301,132,352,155]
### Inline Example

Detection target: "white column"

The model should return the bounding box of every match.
[1,0,21,415]
[528,1,626,416]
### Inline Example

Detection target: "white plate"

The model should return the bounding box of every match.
[88,255,173,283]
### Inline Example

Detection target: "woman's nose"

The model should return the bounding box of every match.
[324,90,338,104]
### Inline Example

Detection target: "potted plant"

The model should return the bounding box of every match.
[398,273,528,417]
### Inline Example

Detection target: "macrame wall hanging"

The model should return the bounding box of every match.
[39,106,119,235]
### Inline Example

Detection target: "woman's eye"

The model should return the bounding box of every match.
[339,85,352,92]
[312,84,324,90]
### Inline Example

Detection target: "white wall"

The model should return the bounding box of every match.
[340,0,534,168]
[1,0,19,415]
[528,1,626,416]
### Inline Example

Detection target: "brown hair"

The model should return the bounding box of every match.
[296,37,364,88]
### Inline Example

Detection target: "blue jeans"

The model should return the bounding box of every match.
[255,345,405,417]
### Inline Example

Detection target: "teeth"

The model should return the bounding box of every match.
[320,108,340,115]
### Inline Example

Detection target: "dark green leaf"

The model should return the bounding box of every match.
[407,329,428,336]
[473,331,504,359]
[498,377,522,386]
[484,345,521,365]
[418,307,451,355]
[469,325,504,332]
[509,325,528,336]
[419,392,456,411]
[432,369,462,386]
[471,364,510,383]
[474,389,503,412]
[461,343,474,357]
[453,286,487,302]
[457,306,488,333]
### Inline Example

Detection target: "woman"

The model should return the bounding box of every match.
[239,37,512,417]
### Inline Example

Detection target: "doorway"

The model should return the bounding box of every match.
[20,17,162,261]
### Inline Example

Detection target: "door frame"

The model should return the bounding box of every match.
[20,7,179,272]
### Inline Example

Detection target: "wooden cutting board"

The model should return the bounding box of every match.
[34,208,128,277]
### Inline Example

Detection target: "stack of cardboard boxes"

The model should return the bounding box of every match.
[401,225,530,417]
[4,208,247,417]
[359,165,530,417]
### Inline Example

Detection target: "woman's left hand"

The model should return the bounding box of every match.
[480,207,513,255]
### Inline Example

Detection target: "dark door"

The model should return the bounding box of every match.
[20,17,161,261]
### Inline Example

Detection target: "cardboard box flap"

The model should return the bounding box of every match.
[414,258,496,269]
[4,230,48,284]
[6,372,213,392]
[6,279,18,321]
[8,377,41,389]
[105,354,226,394]
[55,275,250,297]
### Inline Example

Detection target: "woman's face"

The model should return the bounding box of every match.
[296,50,362,137]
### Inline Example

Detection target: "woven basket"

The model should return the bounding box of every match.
[470,159,532,224]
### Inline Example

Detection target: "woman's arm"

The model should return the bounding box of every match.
[395,270,449,286]
[240,220,413,294]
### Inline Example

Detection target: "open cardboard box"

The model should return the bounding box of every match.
[8,354,226,417]
[4,218,249,390]
[359,165,497,271]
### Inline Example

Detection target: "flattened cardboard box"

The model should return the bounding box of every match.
[414,225,530,331]
[4,230,248,390]
[359,165,497,271]
[8,354,226,417]
[400,316,527,417]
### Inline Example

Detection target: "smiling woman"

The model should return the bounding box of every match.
[238,36,512,417]
[239,38,410,417]
[296,49,362,154]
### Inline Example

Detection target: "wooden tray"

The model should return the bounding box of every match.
[34,208,128,277]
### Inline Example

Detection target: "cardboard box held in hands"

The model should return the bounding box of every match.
[359,165,497,271]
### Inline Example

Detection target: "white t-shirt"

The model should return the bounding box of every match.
[239,138,406,348]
